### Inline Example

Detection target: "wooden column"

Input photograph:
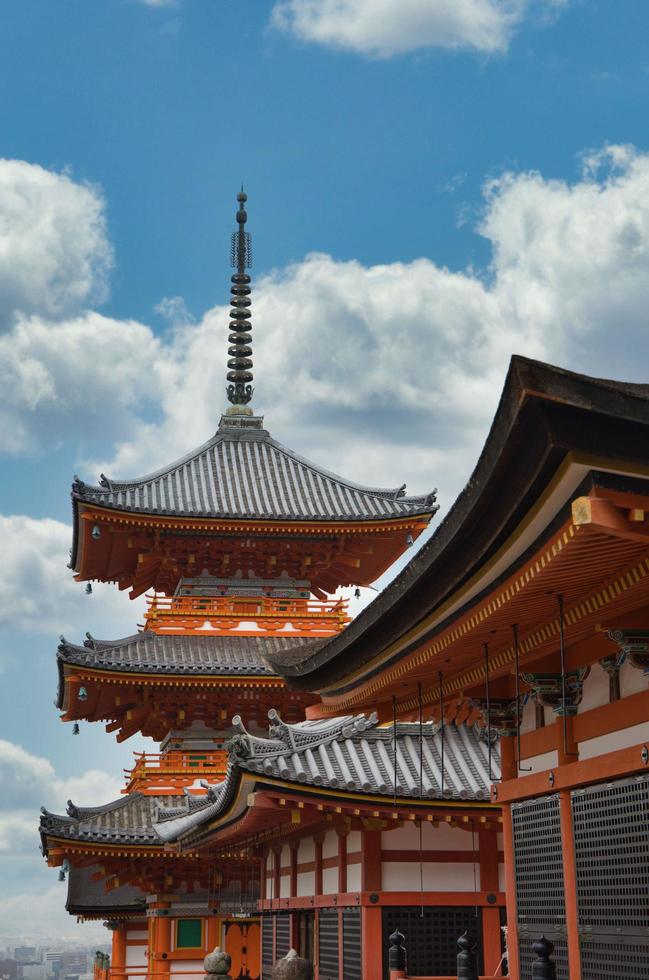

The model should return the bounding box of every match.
[361,829,382,980]
[111,924,127,980]
[501,805,520,980]
[289,842,299,952]
[314,833,324,896]
[559,789,582,980]
[150,903,171,980]
[337,829,348,894]
[479,829,502,974]
[272,846,282,901]
[361,907,383,980]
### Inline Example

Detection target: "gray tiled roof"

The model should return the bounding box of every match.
[154,711,500,843]
[57,631,323,676]
[40,792,182,846]
[73,416,437,522]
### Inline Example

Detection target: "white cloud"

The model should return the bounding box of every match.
[0,885,108,943]
[3,146,649,534]
[0,312,164,453]
[0,160,112,328]
[0,515,145,635]
[270,0,566,56]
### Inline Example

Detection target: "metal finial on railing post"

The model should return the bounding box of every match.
[456,931,478,980]
[532,935,556,980]
[388,928,407,973]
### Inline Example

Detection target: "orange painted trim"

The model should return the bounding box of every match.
[495,738,649,803]
[559,791,582,980]
[362,906,382,980]
[66,666,285,689]
[258,891,505,912]
[381,849,504,864]
[80,504,432,537]
[500,806,519,980]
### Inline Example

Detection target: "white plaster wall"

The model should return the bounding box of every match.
[322,867,338,894]
[519,750,558,774]
[381,862,478,891]
[348,831,361,851]
[171,963,202,980]
[347,863,361,892]
[381,820,473,850]
[579,720,649,760]
[280,869,290,898]
[498,865,505,892]
[266,851,274,899]
[579,662,609,713]
[126,930,148,941]
[322,830,337,859]
[280,843,290,869]
[621,662,648,698]
[297,871,315,896]
[520,697,536,735]
[299,837,315,862]
[125,947,147,968]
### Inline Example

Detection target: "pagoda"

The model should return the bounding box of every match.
[40,190,437,980]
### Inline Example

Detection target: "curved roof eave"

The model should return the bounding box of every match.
[268,355,649,692]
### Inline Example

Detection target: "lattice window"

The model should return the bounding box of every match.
[381,906,483,980]
[342,908,361,980]
[318,908,339,980]
[261,916,273,980]
[512,794,568,980]
[580,936,649,979]
[572,776,649,932]
[275,913,290,960]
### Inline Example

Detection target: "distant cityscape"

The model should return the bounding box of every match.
[0,943,111,980]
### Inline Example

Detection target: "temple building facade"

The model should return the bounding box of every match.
[40,193,649,980]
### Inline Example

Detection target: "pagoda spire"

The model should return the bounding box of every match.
[226,187,254,406]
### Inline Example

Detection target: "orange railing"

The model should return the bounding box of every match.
[144,594,350,636]
[122,749,228,795]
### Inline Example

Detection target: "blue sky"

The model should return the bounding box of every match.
[1,0,649,942]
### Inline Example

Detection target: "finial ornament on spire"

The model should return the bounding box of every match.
[226,188,254,406]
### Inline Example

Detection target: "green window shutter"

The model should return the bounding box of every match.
[176,919,202,948]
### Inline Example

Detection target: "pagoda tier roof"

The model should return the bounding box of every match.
[154,711,500,846]
[56,631,321,689]
[40,792,180,850]
[268,356,649,699]
[66,865,145,919]
[72,415,437,525]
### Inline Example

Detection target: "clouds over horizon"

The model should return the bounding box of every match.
[271,0,567,56]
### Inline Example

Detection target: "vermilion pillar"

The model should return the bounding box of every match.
[501,805,520,980]
[150,902,171,980]
[111,924,126,980]
[479,829,502,974]
[559,789,582,980]
[361,829,382,980]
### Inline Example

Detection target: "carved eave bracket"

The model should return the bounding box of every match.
[607,629,649,674]
[470,697,525,736]
[521,668,590,716]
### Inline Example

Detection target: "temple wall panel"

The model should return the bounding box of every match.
[347,862,361,892]
[124,947,147,968]
[520,696,536,735]
[322,867,337,894]
[381,860,478,891]
[620,660,648,698]
[299,837,315,862]
[381,820,473,850]
[519,749,558,773]
[127,929,148,941]
[296,870,315,895]
[578,718,649,760]
[348,830,361,851]
[170,962,202,980]
[578,661,610,713]
[322,830,337,859]
[279,870,290,898]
